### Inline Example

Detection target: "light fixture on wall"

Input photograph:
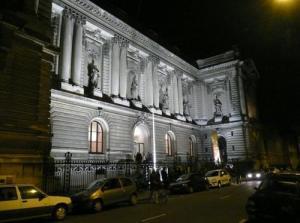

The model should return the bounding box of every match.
[97,107,102,116]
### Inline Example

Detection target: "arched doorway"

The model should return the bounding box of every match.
[218,136,227,163]
[133,124,150,158]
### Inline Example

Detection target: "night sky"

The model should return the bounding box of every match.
[92,0,300,132]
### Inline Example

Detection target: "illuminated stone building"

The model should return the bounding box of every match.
[0,0,263,184]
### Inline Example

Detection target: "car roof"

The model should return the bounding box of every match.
[0,184,35,187]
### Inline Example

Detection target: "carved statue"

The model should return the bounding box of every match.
[162,88,169,110]
[214,95,222,116]
[183,96,190,116]
[87,59,100,90]
[131,74,138,100]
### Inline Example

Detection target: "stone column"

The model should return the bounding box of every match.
[152,57,160,109]
[237,68,247,116]
[119,39,129,99]
[71,15,85,86]
[111,35,120,97]
[172,72,179,114]
[226,77,233,116]
[145,57,153,107]
[59,7,74,83]
[177,73,184,115]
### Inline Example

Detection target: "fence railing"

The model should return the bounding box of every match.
[42,153,245,195]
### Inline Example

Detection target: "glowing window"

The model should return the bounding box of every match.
[88,121,103,153]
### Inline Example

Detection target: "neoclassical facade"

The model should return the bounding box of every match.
[49,0,260,164]
[0,0,264,184]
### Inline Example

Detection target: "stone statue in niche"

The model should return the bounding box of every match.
[87,59,100,91]
[162,88,169,110]
[130,74,138,100]
[214,95,222,116]
[183,96,190,116]
[159,82,169,110]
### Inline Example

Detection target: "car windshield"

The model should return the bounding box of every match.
[87,179,106,190]
[205,171,219,177]
[176,174,191,181]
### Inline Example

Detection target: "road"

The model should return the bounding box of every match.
[61,181,260,223]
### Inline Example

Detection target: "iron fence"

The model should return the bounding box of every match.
[42,153,232,195]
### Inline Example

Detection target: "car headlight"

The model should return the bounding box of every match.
[247,173,253,178]
[255,173,261,178]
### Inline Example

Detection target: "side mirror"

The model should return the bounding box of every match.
[254,187,258,191]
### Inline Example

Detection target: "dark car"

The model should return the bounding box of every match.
[245,170,265,181]
[169,173,208,193]
[246,172,300,222]
[71,177,137,212]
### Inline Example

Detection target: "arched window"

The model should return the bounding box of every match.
[88,121,103,153]
[165,133,172,156]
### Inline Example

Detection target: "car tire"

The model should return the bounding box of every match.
[218,181,221,188]
[188,186,194,193]
[92,199,103,212]
[129,194,138,205]
[52,204,67,221]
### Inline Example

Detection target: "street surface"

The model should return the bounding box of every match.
[22,181,260,223]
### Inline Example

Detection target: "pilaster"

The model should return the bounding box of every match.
[71,15,85,87]
[119,38,129,99]
[59,7,74,83]
[111,35,120,97]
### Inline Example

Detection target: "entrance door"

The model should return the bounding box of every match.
[218,136,227,163]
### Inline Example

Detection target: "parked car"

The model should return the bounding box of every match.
[0,184,72,222]
[205,169,231,188]
[246,172,300,222]
[245,170,265,181]
[71,177,137,212]
[169,173,208,193]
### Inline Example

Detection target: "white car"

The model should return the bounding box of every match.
[0,184,72,222]
[205,169,231,188]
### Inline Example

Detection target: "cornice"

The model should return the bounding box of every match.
[58,0,199,77]
[198,60,239,75]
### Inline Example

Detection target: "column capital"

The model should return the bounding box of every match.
[112,34,129,47]
[63,7,75,19]
[174,69,183,78]
[74,14,86,25]
[148,54,159,65]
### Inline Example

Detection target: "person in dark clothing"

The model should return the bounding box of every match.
[149,169,160,200]
[161,167,168,189]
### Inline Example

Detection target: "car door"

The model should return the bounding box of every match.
[18,185,51,218]
[101,178,124,205]
[120,178,134,201]
[0,186,22,222]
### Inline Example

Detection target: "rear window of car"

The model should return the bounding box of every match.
[205,171,219,177]
[271,180,298,195]
[0,187,18,201]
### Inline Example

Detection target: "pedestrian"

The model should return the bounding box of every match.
[161,167,168,189]
[149,169,159,200]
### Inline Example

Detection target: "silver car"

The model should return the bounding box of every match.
[71,177,137,212]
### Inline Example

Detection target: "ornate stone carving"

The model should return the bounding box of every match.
[137,112,149,123]
[214,94,222,117]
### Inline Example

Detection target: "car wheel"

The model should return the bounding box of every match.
[188,186,194,193]
[218,181,221,188]
[92,199,103,212]
[129,194,138,205]
[52,204,67,221]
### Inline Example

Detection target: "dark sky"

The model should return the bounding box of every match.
[92,0,300,132]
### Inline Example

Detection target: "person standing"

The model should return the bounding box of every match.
[161,167,168,189]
